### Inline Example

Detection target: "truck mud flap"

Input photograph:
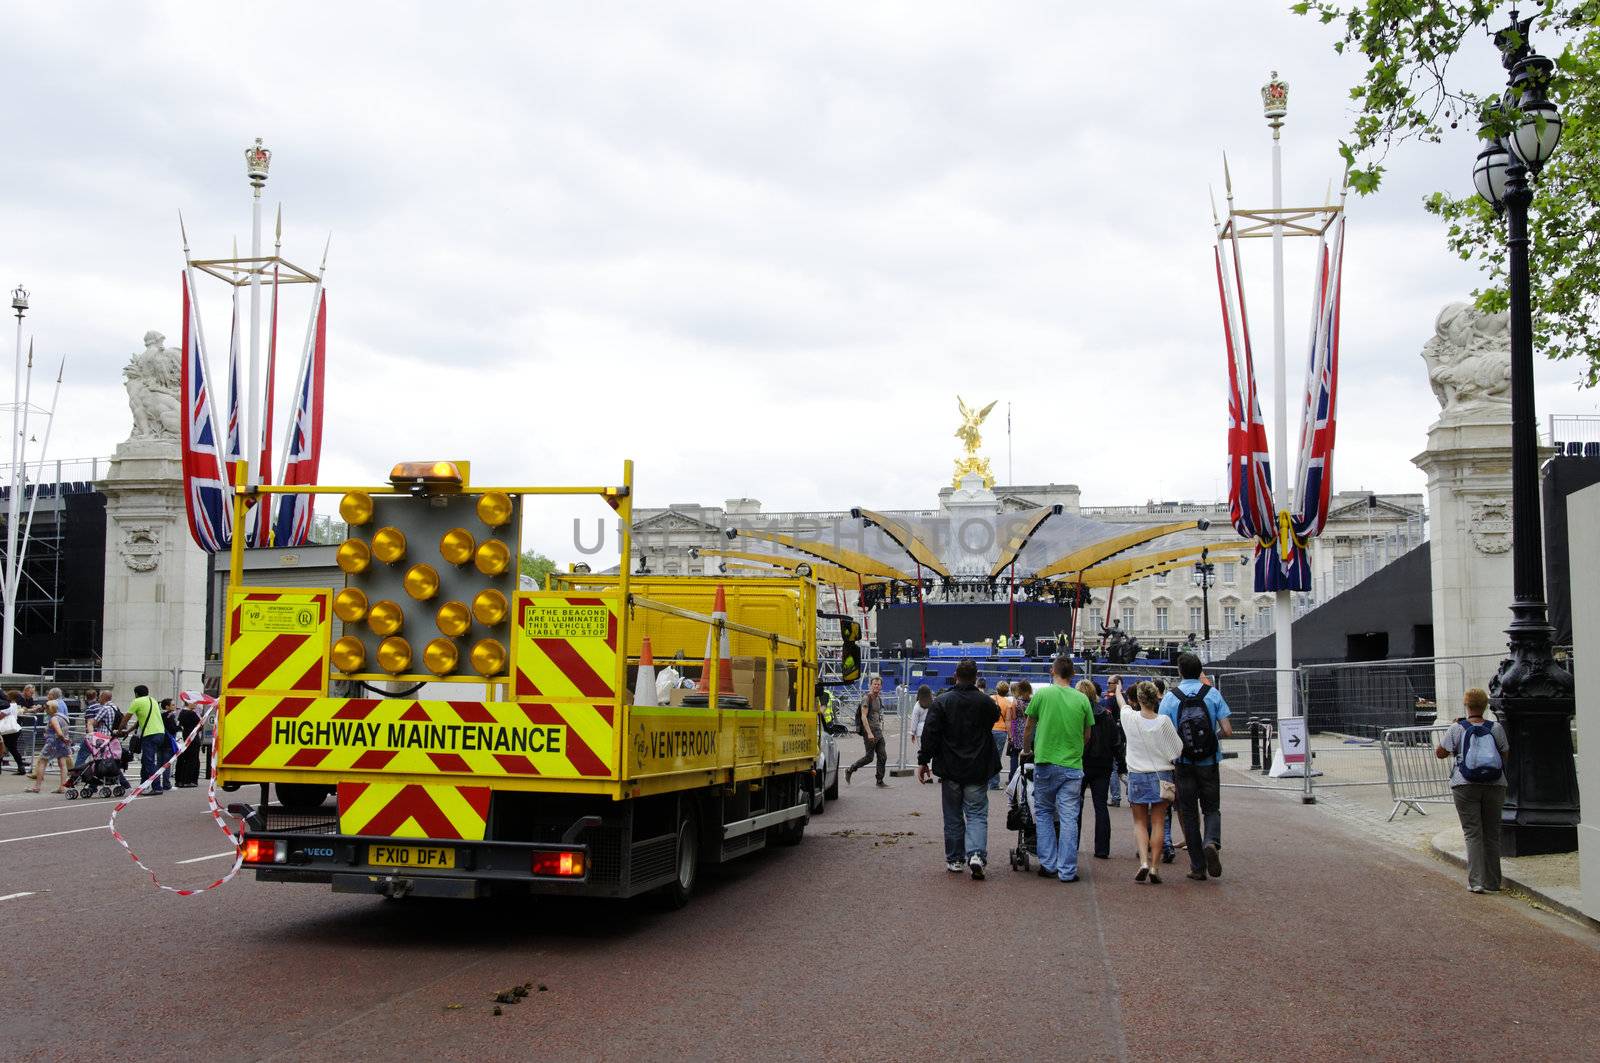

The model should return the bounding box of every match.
[330,872,483,899]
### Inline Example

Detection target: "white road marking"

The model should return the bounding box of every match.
[0,891,38,901]
[176,851,236,864]
[0,801,112,818]
[0,825,107,845]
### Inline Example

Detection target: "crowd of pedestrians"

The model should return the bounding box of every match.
[912,652,1234,885]
[0,684,205,795]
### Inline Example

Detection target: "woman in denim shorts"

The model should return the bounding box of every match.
[1116,678,1182,883]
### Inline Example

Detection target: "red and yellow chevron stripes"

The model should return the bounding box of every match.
[337,781,491,840]
[222,589,332,695]
[218,696,617,779]
[513,592,620,703]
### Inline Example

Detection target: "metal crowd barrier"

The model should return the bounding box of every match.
[1379,724,1451,821]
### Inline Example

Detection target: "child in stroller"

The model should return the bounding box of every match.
[1006,761,1037,871]
[65,731,129,799]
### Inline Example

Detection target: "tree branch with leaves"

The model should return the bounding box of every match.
[1298,1,1600,382]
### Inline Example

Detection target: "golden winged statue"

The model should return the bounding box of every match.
[952,396,998,489]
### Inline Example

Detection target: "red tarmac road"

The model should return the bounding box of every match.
[3,773,1598,1062]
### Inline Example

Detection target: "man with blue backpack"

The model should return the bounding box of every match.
[1435,687,1510,894]
[1159,653,1232,882]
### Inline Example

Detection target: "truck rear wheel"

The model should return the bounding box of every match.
[654,814,699,910]
[275,783,332,811]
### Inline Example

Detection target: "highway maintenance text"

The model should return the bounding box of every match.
[271,719,564,754]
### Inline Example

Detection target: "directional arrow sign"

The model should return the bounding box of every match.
[1280,717,1307,765]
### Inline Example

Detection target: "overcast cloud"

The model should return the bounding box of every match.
[5,1,1593,561]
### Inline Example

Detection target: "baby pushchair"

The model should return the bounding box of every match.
[1006,763,1037,871]
[65,732,129,800]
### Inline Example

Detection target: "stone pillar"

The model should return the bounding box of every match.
[96,438,210,704]
[1567,482,1600,921]
[1411,303,1515,720]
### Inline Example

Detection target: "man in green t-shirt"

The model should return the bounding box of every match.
[127,685,169,795]
[1023,656,1095,882]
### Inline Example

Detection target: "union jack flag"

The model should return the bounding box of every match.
[179,272,233,552]
[1291,213,1345,543]
[1217,242,1274,547]
[272,290,326,547]
[1214,211,1346,593]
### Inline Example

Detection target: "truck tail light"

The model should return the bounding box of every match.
[241,838,287,864]
[530,850,585,878]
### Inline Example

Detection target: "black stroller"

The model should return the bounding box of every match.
[1006,763,1037,871]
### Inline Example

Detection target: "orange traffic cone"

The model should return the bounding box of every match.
[695,585,737,696]
[634,636,659,707]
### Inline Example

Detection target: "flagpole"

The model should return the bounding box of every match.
[9,340,35,604]
[1266,74,1295,725]
[4,285,27,675]
[245,139,271,491]
[13,358,64,600]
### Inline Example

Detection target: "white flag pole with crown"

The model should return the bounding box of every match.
[184,139,330,548]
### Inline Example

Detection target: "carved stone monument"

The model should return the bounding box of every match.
[96,331,209,699]
[1412,302,1516,718]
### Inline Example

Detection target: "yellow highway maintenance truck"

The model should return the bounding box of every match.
[221,460,820,903]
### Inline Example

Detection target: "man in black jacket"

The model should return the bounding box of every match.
[916,659,1001,879]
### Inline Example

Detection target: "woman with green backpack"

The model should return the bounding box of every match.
[1435,687,1510,894]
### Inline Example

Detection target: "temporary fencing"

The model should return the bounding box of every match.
[1379,724,1453,821]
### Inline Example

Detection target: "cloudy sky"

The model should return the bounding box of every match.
[6,1,1592,561]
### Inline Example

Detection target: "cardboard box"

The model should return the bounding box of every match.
[730,657,792,711]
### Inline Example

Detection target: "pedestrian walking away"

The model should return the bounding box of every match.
[1023,656,1096,883]
[175,697,204,787]
[0,689,25,776]
[1159,654,1232,881]
[1076,678,1123,862]
[160,697,180,790]
[25,690,72,793]
[989,681,1015,790]
[916,658,1001,879]
[909,685,933,753]
[1007,680,1032,786]
[1436,687,1509,894]
[846,674,889,787]
[1118,677,1183,883]
[127,685,169,795]
[1104,681,1126,808]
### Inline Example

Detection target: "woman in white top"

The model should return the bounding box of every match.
[0,689,24,775]
[1116,678,1183,883]
[909,685,933,750]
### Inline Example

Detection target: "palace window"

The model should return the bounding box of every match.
[1121,607,1136,629]
[1189,605,1203,630]
[1223,605,1238,628]
[1222,562,1236,584]
[1155,606,1169,631]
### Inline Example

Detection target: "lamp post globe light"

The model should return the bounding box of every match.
[1472,12,1578,856]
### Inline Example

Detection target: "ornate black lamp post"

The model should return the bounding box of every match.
[1192,547,1216,654]
[1472,12,1578,856]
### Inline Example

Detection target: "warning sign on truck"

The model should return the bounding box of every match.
[523,603,610,640]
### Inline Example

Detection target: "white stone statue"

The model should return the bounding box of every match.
[1420,302,1512,425]
[124,330,182,440]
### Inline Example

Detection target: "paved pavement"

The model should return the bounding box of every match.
[5,742,1600,1062]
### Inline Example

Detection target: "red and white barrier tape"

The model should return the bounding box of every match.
[107,704,246,896]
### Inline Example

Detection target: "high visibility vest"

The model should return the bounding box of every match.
[819,691,834,723]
